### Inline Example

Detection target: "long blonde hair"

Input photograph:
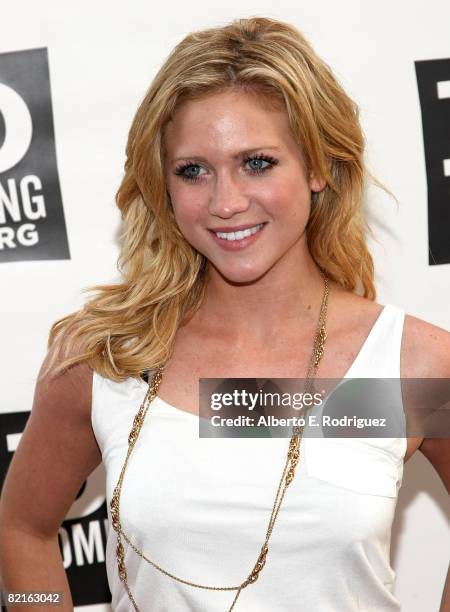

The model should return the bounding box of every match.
[43,16,380,382]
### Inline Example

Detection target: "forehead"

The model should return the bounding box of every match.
[163,89,294,156]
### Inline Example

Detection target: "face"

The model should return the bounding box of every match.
[163,88,325,284]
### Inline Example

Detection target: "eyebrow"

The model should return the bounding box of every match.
[170,146,282,164]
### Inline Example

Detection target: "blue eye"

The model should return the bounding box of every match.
[244,154,278,175]
[174,163,204,182]
[247,158,269,171]
[174,153,278,183]
[184,165,201,177]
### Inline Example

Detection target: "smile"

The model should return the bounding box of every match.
[214,223,265,241]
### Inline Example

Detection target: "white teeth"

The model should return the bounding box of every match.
[215,223,264,241]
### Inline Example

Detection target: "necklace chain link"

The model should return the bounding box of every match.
[110,271,330,611]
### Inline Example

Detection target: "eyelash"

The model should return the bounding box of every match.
[174,154,279,183]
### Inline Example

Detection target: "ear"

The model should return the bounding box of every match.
[309,171,326,193]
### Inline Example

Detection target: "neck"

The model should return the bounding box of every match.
[193,248,328,346]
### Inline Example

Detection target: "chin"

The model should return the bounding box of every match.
[210,261,271,285]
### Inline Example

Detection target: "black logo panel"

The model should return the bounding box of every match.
[415,58,450,265]
[0,48,70,263]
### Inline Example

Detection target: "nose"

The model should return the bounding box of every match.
[208,171,250,218]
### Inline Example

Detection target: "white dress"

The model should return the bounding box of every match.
[91,303,407,611]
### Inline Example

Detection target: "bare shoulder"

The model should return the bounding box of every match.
[400,311,450,491]
[32,342,98,463]
[329,288,450,373]
[401,312,450,378]
[328,282,385,326]
[335,288,450,377]
[332,290,450,475]
[33,349,93,420]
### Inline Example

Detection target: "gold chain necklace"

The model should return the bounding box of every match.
[110,271,329,611]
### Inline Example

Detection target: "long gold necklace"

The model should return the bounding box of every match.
[110,271,330,611]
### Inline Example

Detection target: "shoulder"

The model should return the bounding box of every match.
[401,311,450,378]
[35,342,94,426]
[337,286,450,378]
[400,312,450,484]
[30,344,100,473]
[334,292,450,474]
[329,283,385,327]
[330,288,449,374]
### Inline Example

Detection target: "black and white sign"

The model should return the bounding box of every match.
[0,48,70,263]
[415,57,450,265]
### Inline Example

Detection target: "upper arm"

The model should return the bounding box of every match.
[0,348,102,539]
[402,313,450,491]
[418,438,450,494]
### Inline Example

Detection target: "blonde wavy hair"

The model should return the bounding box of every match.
[42,15,383,382]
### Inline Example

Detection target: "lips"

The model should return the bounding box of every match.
[208,221,267,250]
[208,222,266,233]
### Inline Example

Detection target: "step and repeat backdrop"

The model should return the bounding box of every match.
[1,1,449,610]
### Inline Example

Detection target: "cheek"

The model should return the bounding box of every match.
[262,175,311,222]
[169,184,205,226]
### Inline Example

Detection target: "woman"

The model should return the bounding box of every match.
[0,16,448,612]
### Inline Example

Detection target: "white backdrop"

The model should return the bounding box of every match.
[1,1,449,610]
